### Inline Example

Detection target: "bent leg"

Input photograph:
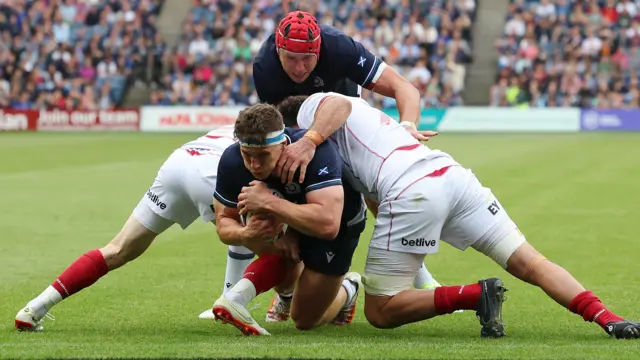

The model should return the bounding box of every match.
[16,210,168,331]
[289,268,345,330]
[361,247,500,334]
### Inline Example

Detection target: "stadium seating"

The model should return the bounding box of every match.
[0,0,164,110]
[151,0,477,109]
[493,0,640,108]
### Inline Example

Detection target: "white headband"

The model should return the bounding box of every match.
[238,129,286,147]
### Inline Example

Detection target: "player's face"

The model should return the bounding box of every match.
[279,51,318,83]
[240,144,285,180]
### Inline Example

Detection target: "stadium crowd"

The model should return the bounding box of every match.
[149,0,477,109]
[493,0,640,108]
[0,0,165,110]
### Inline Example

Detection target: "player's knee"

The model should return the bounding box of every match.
[290,308,321,331]
[364,303,394,329]
[292,317,316,331]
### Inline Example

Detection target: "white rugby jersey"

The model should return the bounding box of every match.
[180,125,236,155]
[296,92,458,201]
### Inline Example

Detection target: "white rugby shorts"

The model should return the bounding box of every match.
[363,163,525,296]
[132,149,219,234]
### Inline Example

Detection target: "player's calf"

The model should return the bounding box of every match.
[484,229,640,339]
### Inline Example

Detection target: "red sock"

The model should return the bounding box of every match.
[568,290,624,329]
[241,254,287,296]
[434,283,482,315]
[51,249,109,298]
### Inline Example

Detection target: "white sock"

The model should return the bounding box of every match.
[223,278,256,307]
[277,292,293,302]
[342,279,357,304]
[413,263,436,289]
[223,246,254,294]
[29,286,63,318]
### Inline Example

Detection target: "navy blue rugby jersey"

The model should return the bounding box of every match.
[214,128,364,230]
[253,24,383,104]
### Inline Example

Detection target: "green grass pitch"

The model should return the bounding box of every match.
[1,132,639,359]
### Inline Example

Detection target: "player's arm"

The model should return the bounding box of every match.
[264,185,343,240]
[269,141,346,240]
[301,95,352,145]
[214,148,280,246]
[213,199,248,246]
[335,30,421,127]
[364,197,379,217]
[274,94,352,184]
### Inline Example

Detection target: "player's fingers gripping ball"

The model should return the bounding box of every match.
[241,212,288,243]
[240,187,288,243]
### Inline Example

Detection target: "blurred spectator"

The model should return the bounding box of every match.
[494,0,640,108]
[0,0,165,110]
[154,0,476,109]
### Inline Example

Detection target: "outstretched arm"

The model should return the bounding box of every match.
[274,96,352,184]
[304,95,353,142]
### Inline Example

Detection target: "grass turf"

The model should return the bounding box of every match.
[1,132,639,359]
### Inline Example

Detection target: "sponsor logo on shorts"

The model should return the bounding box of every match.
[401,237,437,247]
[146,189,167,210]
[487,200,501,216]
[326,251,336,263]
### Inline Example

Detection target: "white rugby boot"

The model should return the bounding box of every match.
[211,295,270,336]
[15,304,55,332]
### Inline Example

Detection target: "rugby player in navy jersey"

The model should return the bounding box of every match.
[213,12,441,317]
[253,10,433,140]
[209,104,366,335]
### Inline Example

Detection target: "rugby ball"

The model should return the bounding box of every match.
[240,187,288,242]
[241,212,288,243]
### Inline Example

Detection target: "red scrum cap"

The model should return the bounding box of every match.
[275,11,321,59]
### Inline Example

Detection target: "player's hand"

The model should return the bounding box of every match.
[238,181,274,216]
[242,213,283,244]
[410,129,438,142]
[274,137,316,184]
[400,121,438,141]
[274,231,300,263]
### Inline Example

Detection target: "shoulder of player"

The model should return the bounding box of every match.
[253,34,278,71]
[320,24,356,54]
[284,127,305,142]
[219,143,244,168]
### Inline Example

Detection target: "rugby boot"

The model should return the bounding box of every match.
[266,293,292,323]
[605,320,640,339]
[15,305,55,332]
[212,295,270,336]
[332,272,361,326]
[475,278,508,338]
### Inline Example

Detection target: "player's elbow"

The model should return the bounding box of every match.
[315,214,340,240]
[216,222,242,246]
[399,80,420,99]
[216,230,235,246]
